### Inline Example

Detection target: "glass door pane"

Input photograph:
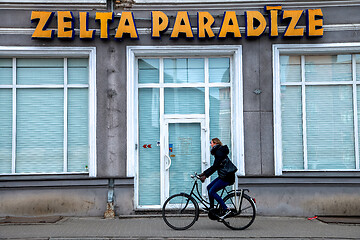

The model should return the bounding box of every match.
[138,88,160,205]
[168,123,202,196]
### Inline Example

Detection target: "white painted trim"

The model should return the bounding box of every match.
[301,56,308,171]
[353,55,360,170]
[273,43,360,54]
[232,46,245,176]
[204,57,211,191]
[159,58,165,206]
[0,47,94,57]
[280,81,356,86]
[273,43,360,175]
[64,58,68,173]
[0,84,89,89]
[126,47,137,178]
[136,205,162,210]
[273,45,282,176]
[11,58,16,174]
[126,45,242,57]
[88,47,97,177]
[138,83,231,88]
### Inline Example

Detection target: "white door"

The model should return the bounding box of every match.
[161,116,209,203]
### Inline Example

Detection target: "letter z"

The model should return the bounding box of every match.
[31,11,55,39]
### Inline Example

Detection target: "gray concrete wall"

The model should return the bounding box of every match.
[0,178,133,217]
[238,177,360,216]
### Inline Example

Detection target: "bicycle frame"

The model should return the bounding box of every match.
[187,175,241,212]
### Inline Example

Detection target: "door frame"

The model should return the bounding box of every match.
[161,114,209,204]
[127,45,244,210]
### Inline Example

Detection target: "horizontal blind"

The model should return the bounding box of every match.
[165,88,205,114]
[164,58,204,83]
[16,89,64,173]
[0,89,12,174]
[280,56,301,83]
[17,59,64,85]
[68,88,88,172]
[138,88,160,205]
[0,59,12,85]
[306,85,355,170]
[281,86,304,170]
[138,59,159,84]
[305,55,352,82]
[68,59,88,85]
[209,58,230,83]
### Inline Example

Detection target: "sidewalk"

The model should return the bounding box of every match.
[0,215,359,239]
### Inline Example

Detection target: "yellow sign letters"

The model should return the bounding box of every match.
[30,6,324,40]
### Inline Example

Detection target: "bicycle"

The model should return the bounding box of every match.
[162,172,256,230]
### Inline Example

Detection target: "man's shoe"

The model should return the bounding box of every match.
[219,209,232,220]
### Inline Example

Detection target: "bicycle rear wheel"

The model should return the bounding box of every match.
[162,193,199,230]
[221,192,256,230]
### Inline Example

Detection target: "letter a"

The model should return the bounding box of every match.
[218,11,241,38]
[115,12,139,39]
[170,11,194,39]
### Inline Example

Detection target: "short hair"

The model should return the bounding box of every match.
[211,138,223,146]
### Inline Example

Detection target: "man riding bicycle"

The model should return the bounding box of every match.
[199,138,235,220]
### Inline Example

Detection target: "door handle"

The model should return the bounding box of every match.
[165,154,172,170]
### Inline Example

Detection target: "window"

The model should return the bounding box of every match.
[127,45,244,179]
[0,47,96,176]
[274,44,360,174]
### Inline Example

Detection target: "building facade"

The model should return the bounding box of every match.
[0,0,360,217]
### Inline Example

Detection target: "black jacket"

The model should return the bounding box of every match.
[203,144,235,184]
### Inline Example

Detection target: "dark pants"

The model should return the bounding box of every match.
[207,177,231,211]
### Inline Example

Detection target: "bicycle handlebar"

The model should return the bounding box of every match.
[191,172,201,180]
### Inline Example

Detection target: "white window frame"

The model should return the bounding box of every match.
[273,43,360,175]
[127,45,244,178]
[0,46,97,177]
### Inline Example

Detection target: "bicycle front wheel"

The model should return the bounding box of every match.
[222,192,256,230]
[162,193,199,230]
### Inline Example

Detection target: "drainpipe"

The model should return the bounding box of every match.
[104,179,116,219]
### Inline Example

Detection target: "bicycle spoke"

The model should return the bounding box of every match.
[222,192,256,230]
[162,193,199,230]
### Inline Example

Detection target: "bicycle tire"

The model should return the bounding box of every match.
[162,193,199,230]
[221,192,256,230]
